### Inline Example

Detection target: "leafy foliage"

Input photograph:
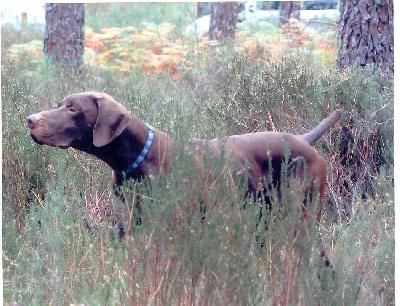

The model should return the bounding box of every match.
[4,18,338,78]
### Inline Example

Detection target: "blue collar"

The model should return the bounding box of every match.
[125,123,155,172]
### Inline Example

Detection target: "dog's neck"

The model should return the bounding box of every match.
[74,118,170,177]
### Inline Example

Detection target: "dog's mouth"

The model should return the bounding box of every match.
[28,125,53,137]
[29,133,69,149]
[57,145,69,149]
[29,133,44,145]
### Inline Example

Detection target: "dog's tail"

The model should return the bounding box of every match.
[299,109,343,145]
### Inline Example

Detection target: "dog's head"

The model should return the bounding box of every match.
[26,92,131,149]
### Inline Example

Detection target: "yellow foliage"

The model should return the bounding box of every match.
[5,22,337,76]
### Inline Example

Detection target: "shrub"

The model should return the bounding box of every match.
[2,39,393,305]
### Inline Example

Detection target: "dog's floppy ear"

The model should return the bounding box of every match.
[92,93,131,147]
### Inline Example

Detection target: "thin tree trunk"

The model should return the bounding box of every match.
[337,0,393,71]
[44,3,85,68]
[280,2,300,27]
[197,2,210,18]
[208,2,239,41]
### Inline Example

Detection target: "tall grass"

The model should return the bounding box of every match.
[2,40,394,305]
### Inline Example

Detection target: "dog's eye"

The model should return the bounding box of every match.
[65,102,76,112]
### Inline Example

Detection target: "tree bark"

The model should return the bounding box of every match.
[208,2,239,41]
[337,0,393,71]
[44,3,85,68]
[280,2,300,27]
[197,2,210,18]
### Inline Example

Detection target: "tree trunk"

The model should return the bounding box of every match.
[44,3,85,68]
[197,2,210,18]
[208,2,239,41]
[337,0,394,71]
[280,2,300,27]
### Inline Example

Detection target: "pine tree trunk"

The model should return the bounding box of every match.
[197,2,210,18]
[280,2,300,27]
[44,3,85,68]
[208,2,239,41]
[337,0,393,71]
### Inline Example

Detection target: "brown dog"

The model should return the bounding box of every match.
[27,91,342,270]
[27,92,342,215]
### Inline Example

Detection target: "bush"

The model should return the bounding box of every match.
[1,23,44,52]
[2,44,393,304]
[85,3,196,32]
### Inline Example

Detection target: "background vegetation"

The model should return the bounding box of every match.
[2,3,394,305]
